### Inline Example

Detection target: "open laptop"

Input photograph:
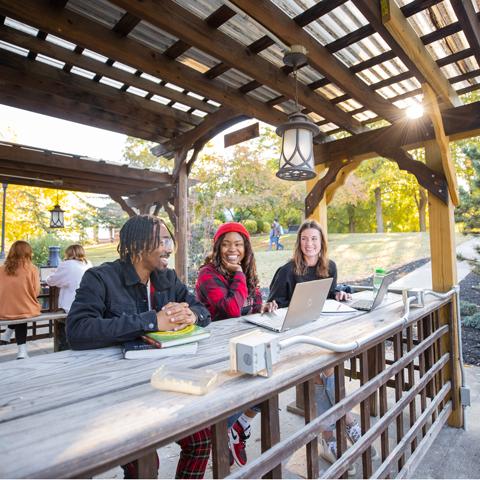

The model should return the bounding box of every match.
[243,278,333,332]
[347,272,394,312]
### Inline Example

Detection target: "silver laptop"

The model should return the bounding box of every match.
[347,272,394,312]
[243,278,333,332]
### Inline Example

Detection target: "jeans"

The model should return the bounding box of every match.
[314,372,336,431]
[227,405,261,429]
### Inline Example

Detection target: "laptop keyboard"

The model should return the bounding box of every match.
[349,299,373,310]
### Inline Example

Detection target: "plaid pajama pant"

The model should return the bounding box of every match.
[122,427,211,479]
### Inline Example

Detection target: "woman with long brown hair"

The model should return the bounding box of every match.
[268,220,374,473]
[195,222,277,467]
[0,240,41,359]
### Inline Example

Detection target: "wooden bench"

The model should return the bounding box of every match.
[0,311,67,352]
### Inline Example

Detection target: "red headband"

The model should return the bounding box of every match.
[214,222,250,243]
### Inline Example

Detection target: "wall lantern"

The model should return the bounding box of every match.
[49,192,65,228]
[276,45,319,181]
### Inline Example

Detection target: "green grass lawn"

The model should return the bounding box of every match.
[85,232,471,288]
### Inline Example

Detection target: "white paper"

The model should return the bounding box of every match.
[322,299,357,313]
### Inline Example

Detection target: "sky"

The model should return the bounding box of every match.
[0,104,256,163]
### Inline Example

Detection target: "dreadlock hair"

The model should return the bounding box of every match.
[292,220,329,278]
[117,215,175,263]
[203,232,259,296]
[4,240,33,276]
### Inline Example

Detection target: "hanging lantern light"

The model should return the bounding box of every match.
[49,192,65,228]
[276,45,319,181]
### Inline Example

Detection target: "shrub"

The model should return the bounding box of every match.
[460,300,479,317]
[463,312,480,329]
[256,220,270,234]
[242,219,258,235]
[29,234,72,267]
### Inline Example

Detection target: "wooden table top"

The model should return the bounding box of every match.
[0,292,452,478]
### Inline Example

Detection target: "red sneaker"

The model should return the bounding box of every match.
[228,421,250,466]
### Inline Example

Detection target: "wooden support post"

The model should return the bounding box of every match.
[303,379,319,479]
[136,450,159,479]
[334,363,347,479]
[425,139,463,428]
[306,164,328,234]
[174,149,189,283]
[212,420,230,479]
[260,395,282,479]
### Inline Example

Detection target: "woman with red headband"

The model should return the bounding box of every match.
[195,222,276,467]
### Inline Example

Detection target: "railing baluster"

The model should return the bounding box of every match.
[406,325,417,453]
[212,419,230,479]
[335,362,348,479]
[261,395,281,479]
[360,351,373,478]
[393,332,405,471]
[303,379,319,479]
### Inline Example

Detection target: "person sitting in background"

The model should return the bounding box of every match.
[46,244,92,351]
[268,220,369,473]
[0,240,41,359]
[47,244,92,313]
[67,215,211,479]
[195,222,277,467]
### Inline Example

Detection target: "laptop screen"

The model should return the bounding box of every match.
[370,272,394,309]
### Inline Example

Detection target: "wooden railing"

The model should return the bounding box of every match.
[215,296,457,479]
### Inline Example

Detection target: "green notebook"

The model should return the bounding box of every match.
[146,324,210,348]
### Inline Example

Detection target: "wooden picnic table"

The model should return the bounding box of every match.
[0,292,456,479]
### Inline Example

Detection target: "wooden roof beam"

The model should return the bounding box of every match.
[109,0,365,134]
[0,25,217,114]
[0,51,188,135]
[314,100,480,163]
[378,0,461,108]
[0,0,287,127]
[0,82,169,143]
[450,0,480,69]
[228,0,400,124]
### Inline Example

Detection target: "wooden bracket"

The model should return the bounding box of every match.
[423,83,460,206]
[377,147,449,205]
[305,147,449,217]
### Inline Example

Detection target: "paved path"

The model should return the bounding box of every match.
[390,237,479,290]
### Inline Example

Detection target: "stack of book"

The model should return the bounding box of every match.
[123,325,210,359]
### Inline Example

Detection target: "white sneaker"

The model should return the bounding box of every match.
[319,438,356,476]
[17,344,29,360]
[1,327,14,344]
[346,420,380,460]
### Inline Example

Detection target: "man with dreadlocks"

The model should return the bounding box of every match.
[67,215,211,479]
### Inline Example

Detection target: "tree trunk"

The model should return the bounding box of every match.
[418,187,427,232]
[347,204,356,233]
[374,187,384,233]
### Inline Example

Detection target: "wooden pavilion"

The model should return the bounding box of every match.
[0,0,479,444]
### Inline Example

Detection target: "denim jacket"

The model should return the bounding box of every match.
[67,259,210,350]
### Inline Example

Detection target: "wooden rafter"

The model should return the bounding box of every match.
[230,0,401,124]
[0,26,217,115]
[450,0,480,69]
[109,0,365,134]
[0,0,287,127]
[379,0,461,108]
[0,50,193,136]
[422,83,459,205]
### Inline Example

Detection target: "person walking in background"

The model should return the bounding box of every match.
[195,222,277,467]
[46,244,92,350]
[272,218,284,250]
[268,224,276,250]
[0,240,41,359]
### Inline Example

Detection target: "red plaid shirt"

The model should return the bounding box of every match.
[195,263,262,321]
